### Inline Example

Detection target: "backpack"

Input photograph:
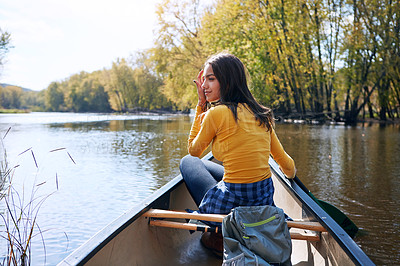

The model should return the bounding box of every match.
[222,205,292,266]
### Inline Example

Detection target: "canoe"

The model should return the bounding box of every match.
[58,152,374,266]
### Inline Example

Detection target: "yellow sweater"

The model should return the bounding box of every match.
[188,103,295,183]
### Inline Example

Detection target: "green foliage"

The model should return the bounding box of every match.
[0,28,12,68]
[21,90,45,111]
[0,85,44,111]
[59,71,112,112]
[150,0,399,122]
[45,82,64,112]
[0,86,22,109]
[39,52,168,113]
[150,0,210,111]
[131,52,172,110]
[109,58,138,111]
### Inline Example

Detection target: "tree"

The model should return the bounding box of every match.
[150,0,210,111]
[0,28,12,72]
[87,84,110,112]
[45,82,64,111]
[0,85,22,109]
[131,51,171,110]
[200,0,307,113]
[340,0,400,122]
[359,0,400,120]
[21,90,45,111]
[109,58,137,112]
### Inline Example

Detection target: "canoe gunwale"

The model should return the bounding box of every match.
[59,173,186,265]
[269,157,374,266]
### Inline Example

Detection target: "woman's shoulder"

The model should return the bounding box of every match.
[203,104,232,123]
[208,104,230,114]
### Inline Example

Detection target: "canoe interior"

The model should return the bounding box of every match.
[59,153,373,266]
[79,182,221,266]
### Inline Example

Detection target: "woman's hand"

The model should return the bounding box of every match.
[194,69,206,107]
[279,165,297,179]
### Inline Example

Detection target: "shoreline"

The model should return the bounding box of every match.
[278,117,400,126]
[2,108,399,125]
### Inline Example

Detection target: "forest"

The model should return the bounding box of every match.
[1,0,399,123]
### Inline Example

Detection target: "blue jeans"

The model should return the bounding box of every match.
[179,155,224,206]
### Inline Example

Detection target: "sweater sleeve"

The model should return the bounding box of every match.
[270,128,296,179]
[188,105,219,157]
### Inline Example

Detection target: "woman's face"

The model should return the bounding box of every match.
[202,64,221,103]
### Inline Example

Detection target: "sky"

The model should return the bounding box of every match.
[0,0,161,91]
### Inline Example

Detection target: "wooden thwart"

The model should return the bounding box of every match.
[148,219,320,241]
[143,209,325,241]
[150,220,221,233]
[143,209,225,222]
[143,209,327,232]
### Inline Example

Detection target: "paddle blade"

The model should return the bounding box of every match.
[317,199,359,238]
[293,176,359,238]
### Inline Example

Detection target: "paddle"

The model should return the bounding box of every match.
[293,176,359,238]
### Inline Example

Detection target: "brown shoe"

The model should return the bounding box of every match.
[200,232,223,258]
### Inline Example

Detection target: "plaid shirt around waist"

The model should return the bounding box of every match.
[198,177,275,216]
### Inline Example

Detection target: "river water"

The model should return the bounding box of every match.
[0,112,399,265]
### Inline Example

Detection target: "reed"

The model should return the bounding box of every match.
[0,127,75,265]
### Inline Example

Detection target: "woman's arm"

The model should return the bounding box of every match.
[270,128,296,178]
[188,69,217,157]
[188,107,219,157]
[193,69,207,108]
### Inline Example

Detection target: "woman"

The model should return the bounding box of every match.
[179,53,296,255]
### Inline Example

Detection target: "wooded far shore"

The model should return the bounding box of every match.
[1,0,399,125]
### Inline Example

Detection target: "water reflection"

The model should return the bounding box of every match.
[275,123,400,265]
[48,116,192,189]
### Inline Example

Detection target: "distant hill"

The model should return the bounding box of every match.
[0,83,37,92]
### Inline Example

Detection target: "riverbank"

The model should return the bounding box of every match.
[1,108,399,125]
[279,117,400,126]
[274,111,400,125]
[0,109,29,114]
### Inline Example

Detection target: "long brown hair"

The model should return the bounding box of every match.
[205,53,274,131]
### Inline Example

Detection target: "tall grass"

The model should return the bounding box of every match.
[0,127,75,265]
